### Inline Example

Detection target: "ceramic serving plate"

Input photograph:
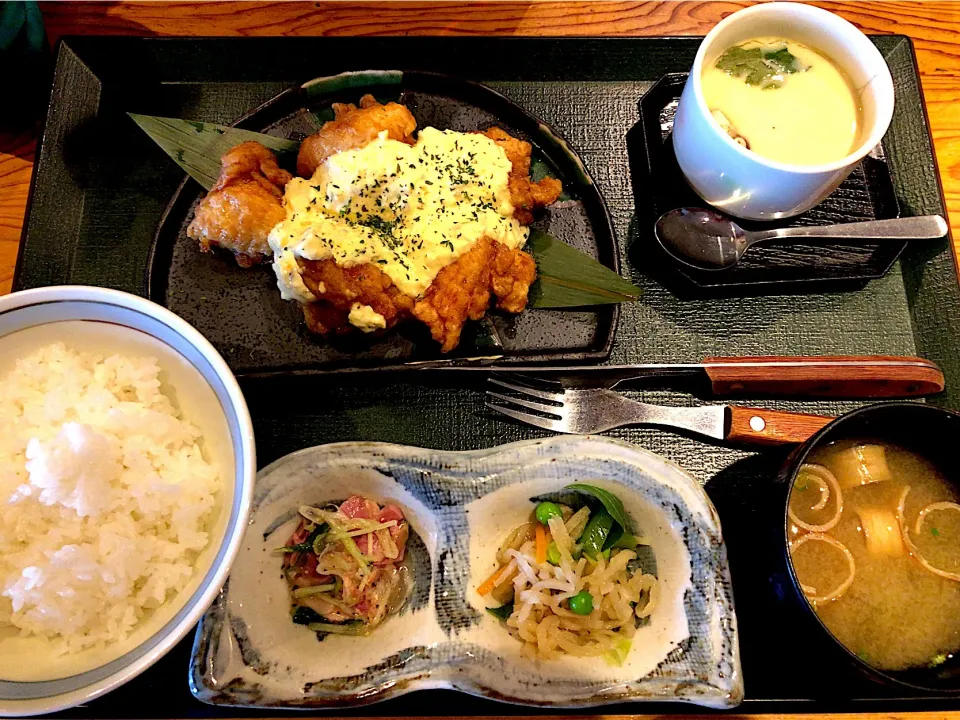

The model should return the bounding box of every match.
[147,70,619,376]
[190,436,742,709]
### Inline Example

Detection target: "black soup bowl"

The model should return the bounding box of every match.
[778,401,960,694]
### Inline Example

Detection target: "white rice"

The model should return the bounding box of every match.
[0,343,220,653]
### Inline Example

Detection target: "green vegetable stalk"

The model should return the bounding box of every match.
[579,508,615,560]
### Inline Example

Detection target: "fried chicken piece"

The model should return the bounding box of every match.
[491,241,538,313]
[298,258,415,336]
[412,237,537,352]
[479,127,563,225]
[295,238,535,352]
[296,94,417,178]
[187,141,293,267]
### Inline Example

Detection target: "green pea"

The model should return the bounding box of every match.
[535,501,562,525]
[568,590,594,615]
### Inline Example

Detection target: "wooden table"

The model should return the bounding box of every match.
[0,3,956,718]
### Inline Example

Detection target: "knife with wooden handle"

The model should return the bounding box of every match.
[497,355,944,398]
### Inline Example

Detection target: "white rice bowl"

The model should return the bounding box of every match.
[0,310,242,689]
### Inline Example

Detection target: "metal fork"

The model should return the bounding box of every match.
[486,377,833,446]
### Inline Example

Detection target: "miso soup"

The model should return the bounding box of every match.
[701,38,863,166]
[789,440,960,671]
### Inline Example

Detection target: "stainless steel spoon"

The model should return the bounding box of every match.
[655,207,949,271]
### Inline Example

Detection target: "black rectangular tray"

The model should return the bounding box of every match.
[16,36,960,718]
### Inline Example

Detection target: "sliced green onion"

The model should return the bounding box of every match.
[292,584,337,598]
[312,529,327,556]
[306,621,371,636]
[298,505,331,525]
[339,532,370,576]
[326,520,397,540]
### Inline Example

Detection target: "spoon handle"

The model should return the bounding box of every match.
[750,215,948,243]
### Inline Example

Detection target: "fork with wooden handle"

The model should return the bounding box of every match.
[486,378,832,446]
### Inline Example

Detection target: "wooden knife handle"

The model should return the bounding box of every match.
[726,406,834,446]
[704,356,944,398]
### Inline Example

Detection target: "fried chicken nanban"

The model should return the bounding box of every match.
[296,94,417,178]
[188,95,561,352]
[279,123,554,352]
[187,141,292,267]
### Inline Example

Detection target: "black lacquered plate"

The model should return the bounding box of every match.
[146,70,618,377]
[627,73,903,296]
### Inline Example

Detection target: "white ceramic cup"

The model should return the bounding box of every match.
[672,2,895,220]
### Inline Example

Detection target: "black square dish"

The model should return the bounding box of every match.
[626,73,904,296]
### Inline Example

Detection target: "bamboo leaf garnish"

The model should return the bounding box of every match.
[128,114,297,190]
[526,230,642,308]
[131,114,641,310]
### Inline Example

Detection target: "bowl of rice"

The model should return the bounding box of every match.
[0,286,255,716]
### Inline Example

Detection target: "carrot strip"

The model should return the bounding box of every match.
[535,524,547,564]
[478,563,511,596]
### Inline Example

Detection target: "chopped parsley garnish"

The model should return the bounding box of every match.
[356,214,400,249]
[932,527,941,537]
[449,157,477,185]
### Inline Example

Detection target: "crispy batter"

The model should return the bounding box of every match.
[296,94,417,178]
[413,238,538,352]
[296,238,536,352]
[491,240,538,313]
[187,141,292,267]
[298,258,416,336]
[479,127,563,225]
